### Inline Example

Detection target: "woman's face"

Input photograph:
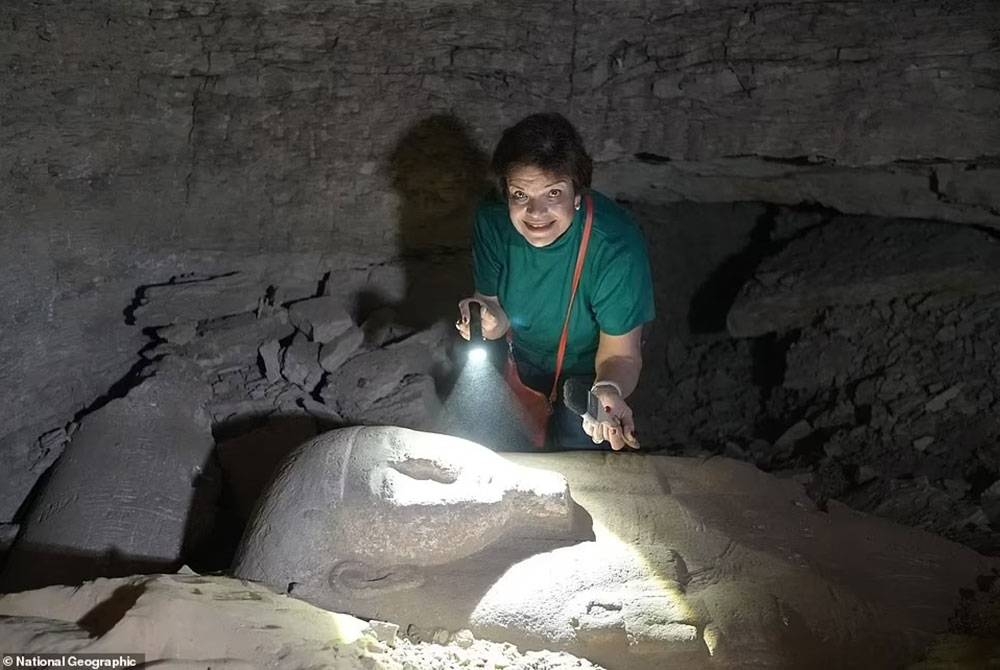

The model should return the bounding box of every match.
[505,165,581,248]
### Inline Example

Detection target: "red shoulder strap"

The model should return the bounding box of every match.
[549,194,594,403]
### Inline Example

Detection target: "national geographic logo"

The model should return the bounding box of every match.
[1,655,143,669]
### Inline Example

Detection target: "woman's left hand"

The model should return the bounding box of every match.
[581,385,640,451]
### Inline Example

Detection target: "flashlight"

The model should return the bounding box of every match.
[563,377,611,423]
[467,301,488,364]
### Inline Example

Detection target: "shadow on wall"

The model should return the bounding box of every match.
[687,204,779,334]
[359,115,489,329]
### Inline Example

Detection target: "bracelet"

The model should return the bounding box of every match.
[591,380,623,397]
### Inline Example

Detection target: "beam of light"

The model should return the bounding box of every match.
[435,343,537,453]
[470,505,699,647]
[465,453,703,662]
[431,352,702,660]
[432,335,701,656]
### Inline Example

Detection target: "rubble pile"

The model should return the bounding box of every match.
[643,216,1000,553]
[133,273,454,437]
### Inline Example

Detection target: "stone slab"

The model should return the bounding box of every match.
[0,361,216,593]
[288,295,354,343]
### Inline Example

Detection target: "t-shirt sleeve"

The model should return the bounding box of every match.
[472,203,503,297]
[590,230,656,336]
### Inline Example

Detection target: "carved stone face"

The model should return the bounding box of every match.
[339,428,571,564]
[233,426,572,593]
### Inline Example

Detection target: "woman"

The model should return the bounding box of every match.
[456,113,654,451]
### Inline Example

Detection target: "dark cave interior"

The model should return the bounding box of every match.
[1,1,999,667]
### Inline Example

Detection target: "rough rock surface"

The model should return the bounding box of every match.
[0,245,466,536]
[0,282,142,523]
[691,217,1000,551]
[600,156,1000,228]
[2,0,998,554]
[727,218,1000,337]
[0,359,217,593]
[233,426,996,670]
[289,295,354,343]
[3,0,996,239]
[0,252,460,575]
[0,572,604,669]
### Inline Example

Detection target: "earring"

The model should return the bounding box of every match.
[574,202,581,211]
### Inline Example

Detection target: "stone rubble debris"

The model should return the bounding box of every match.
[259,339,283,383]
[281,332,324,392]
[319,324,367,372]
[288,295,355,343]
[640,214,1000,553]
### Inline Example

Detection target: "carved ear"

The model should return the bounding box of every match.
[328,560,424,597]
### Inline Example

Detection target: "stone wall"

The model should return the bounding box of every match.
[1,1,998,538]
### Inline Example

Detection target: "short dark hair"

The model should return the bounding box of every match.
[490,112,593,195]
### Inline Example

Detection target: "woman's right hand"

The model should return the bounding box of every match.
[456,295,508,341]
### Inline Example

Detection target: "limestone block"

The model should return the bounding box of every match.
[369,620,399,646]
[319,326,448,421]
[339,373,441,431]
[361,306,417,348]
[132,273,270,327]
[207,396,291,426]
[156,321,197,345]
[259,339,282,383]
[774,419,812,449]
[174,311,293,371]
[318,325,366,372]
[289,296,354,343]
[926,384,962,412]
[0,361,217,593]
[235,431,996,670]
[281,332,324,392]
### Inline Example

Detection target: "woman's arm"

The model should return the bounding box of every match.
[584,324,644,449]
[594,325,644,397]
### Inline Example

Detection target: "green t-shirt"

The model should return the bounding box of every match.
[473,189,655,376]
